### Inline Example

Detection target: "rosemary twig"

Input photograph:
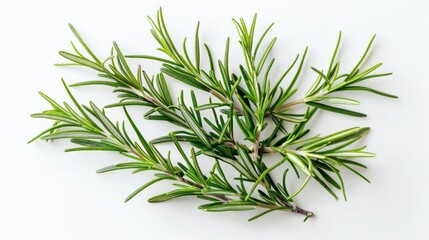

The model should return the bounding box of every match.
[30,8,396,221]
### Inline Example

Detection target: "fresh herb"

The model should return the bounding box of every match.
[30,8,396,221]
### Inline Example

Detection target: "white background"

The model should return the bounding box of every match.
[1,0,428,239]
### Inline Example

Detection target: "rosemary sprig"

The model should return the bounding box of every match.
[30,8,396,221]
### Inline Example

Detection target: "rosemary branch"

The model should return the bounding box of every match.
[30,8,396,221]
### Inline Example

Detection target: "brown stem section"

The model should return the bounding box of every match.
[256,203,314,218]
[260,147,275,153]
[252,130,261,161]
[292,206,314,218]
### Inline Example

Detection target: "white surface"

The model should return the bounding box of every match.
[1,0,428,239]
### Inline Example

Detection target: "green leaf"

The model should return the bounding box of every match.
[324,151,376,158]
[284,47,308,96]
[306,102,366,117]
[61,79,100,129]
[104,101,154,109]
[336,86,398,98]
[299,127,368,151]
[31,113,78,124]
[68,24,101,64]
[217,116,231,143]
[256,37,277,74]
[69,80,121,88]
[342,164,370,183]
[248,206,290,221]
[125,54,180,66]
[317,169,341,189]
[311,67,332,89]
[37,92,66,111]
[194,21,201,71]
[59,51,103,71]
[328,31,342,73]
[123,107,157,161]
[326,97,360,105]
[113,41,137,83]
[179,105,211,148]
[348,63,382,83]
[89,102,126,144]
[124,177,172,203]
[272,113,307,123]
[348,34,376,78]
[286,153,312,176]
[271,54,299,98]
[28,123,74,144]
[156,73,174,106]
[67,139,124,152]
[271,148,312,177]
[41,130,104,140]
[161,65,208,91]
[190,148,206,185]
[314,175,338,200]
[202,201,258,212]
[148,188,201,203]
[336,159,367,168]
[194,103,227,111]
[150,134,199,144]
[245,157,287,200]
[237,144,259,179]
[96,162,153,173]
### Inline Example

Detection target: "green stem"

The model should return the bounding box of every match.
[292,205,314,218]
[253,129,261,161]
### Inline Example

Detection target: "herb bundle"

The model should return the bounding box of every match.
[30,9,396,221]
